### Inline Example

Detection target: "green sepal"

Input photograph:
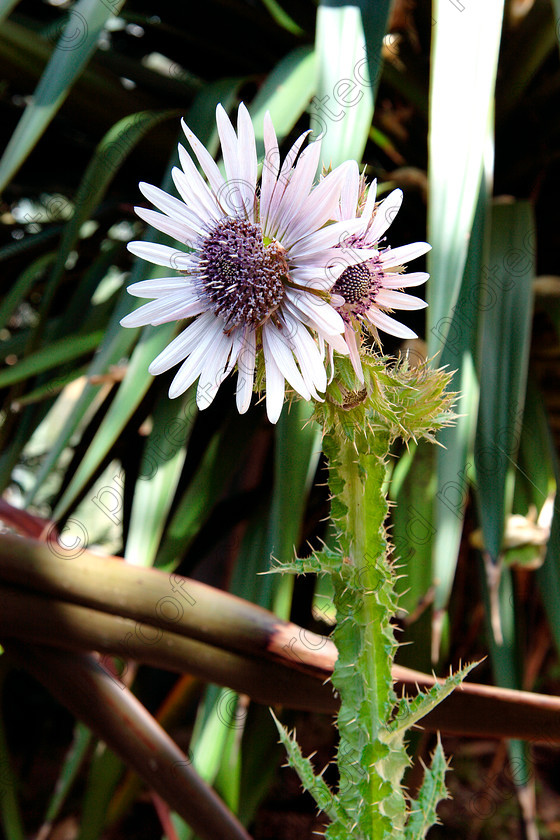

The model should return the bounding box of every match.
[315,353,456,447]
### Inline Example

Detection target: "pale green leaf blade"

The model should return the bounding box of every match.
[310,1,391,167]
[427,0,505,353]
[123,388,196,568]
[474,200,535,563]
[250,45,316,149]
[52,321,176,520]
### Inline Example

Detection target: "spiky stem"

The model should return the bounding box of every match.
[272,356,468,840]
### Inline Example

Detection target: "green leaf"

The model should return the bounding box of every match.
[250,46,316,152]
[269,400,322,617]
[405,737,449,840]
[42,723,93,830]
[123,388,195,568]
[388,662,477,740]
[40,109,181,325]
[474,200,535,564]
[0,665,25,840]
[260,0,305,36]
[310,2,388,167]
[155,408,262,571]
[427,0,505,353]
[271,712,348,826]
[0,252,55,331]
[0,0,126,192]
[0,330,103,388]
[0,0,21,25]
[426,170,490,659]
[52,321,176,520]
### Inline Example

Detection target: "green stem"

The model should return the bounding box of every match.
[328,430,397,838]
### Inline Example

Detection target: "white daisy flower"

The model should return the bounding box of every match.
[120,104,374,423]
[331,164,431,380]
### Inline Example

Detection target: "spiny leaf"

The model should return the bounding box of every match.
[405,737,450,840]
[387,661,479,739]
[270,712,350,827]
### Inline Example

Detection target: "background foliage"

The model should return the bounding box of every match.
[1,0,560,838]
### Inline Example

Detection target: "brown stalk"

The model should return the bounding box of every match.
[5,642,253,840]
[2,533,560,742]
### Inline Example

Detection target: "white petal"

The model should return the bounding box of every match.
[181,118,226,197]
[172,162,220,223]
[272,141,322,241]
[168,320,225,398]
[288,316,327,395]
[321,329,349,355]
[127,241,192,270]
[149,311,216,375]
[338,161,360,220]
[127,278,193,298]
[236,103,258,220]
[120,295,205,328]
[262,323,310,400]
[289,217,364,258]
[260,112,280,229]
[360,178,378,224]
[375,289,428,310]
[215,104,246,217]
[286,289,345,336]
[282,160,357,247]
[379,242,431,268]
[196,330,236,409]
[134,206,200,245]
[139,182,207,231]
[382,271,429,289]
[235,329,256,413]
[344,323,364,383]
[264,130,311,236]
[365,189,403,244]
[366,309,418,340]
[262,350,285,424]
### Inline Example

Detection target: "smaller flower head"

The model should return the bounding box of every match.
[332,166,430,380]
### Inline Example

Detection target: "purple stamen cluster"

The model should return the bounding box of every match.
[198,218,287,330]
[333,258,382,317]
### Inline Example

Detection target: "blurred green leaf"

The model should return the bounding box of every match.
[250,45,315,153]
[0,665,25,840]
[39,108,181,328]
[53,320,176,521]
[427,0,504,353]
[124,388,195,567]
[0,252,55,331]
[311,2,387,166]
[0,330,103,388]
[0,0,126,192]
[475,200,535,565]
[42,723,93,833]
[0,0,20,24]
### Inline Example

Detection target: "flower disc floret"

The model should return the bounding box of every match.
[333,261,381,307]
[197,218,287,331]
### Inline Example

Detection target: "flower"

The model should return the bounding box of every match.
[120,104,375,423]
[331,167,430,380]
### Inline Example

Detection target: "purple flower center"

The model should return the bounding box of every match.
[333,259,382,313]
[198,218,287,330]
